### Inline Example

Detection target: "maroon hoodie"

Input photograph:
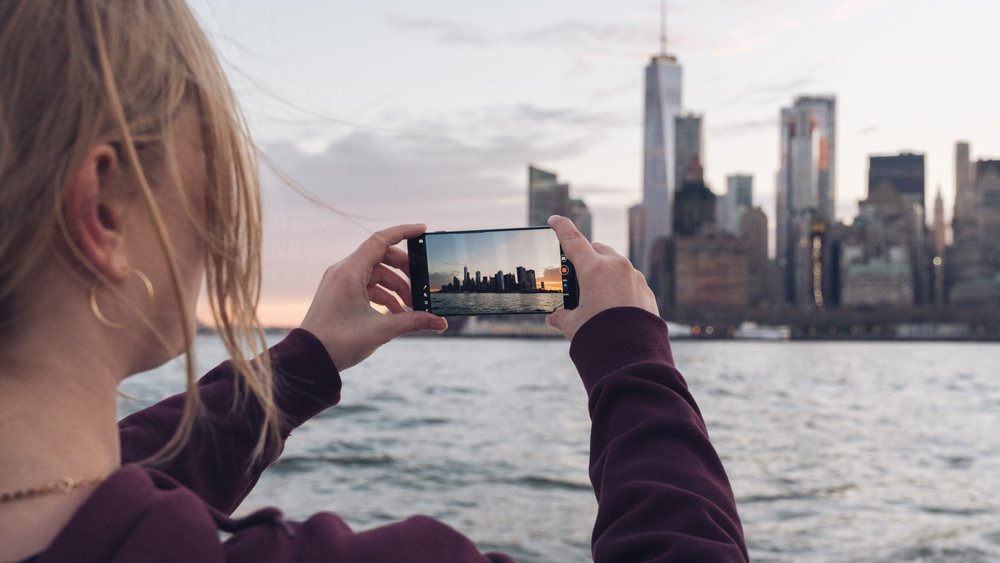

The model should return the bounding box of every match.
[29,307,748,562]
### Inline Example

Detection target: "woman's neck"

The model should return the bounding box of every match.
[0,330,124,561]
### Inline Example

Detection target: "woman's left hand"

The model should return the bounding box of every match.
[300,224,447,372]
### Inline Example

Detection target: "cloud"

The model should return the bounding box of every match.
[254,103,616,317]
[384,14,660,62]
[569,183,636,199]
[260,102,620,205]
[513,21,650,48]
[707,13,801,58]
[384,15,492,46]
[540,266,563,282]
[710,118,775,137]
[712,34,769,58]
[832,0,883,22]
[710,73,818,111]
[429,271,460,289]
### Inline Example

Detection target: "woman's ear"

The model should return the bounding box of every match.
[63,144,130,284]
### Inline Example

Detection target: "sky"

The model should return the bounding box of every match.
[424,229,563,291]
[187,0,1000,326]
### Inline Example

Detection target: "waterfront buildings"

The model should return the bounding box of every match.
[947,157,1000,302]
[438,265,548,294]
[527,165,592,240]
[740,207,772,307]
[675,113,704,203]
[527,165,569,227]
[673,158,715,237]
[777,95,837,308]
[635,49,683,275]
[866,152,930,304]
[840,184,916,306]
[953,141,974,239]
[627,204,646,267]
[720,174,753,235]
[933,188,946,303]
[662,236,750,313]
[869,153,926,219]
[568,198,593,241]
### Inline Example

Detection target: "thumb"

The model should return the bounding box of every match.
[386,311,448,339]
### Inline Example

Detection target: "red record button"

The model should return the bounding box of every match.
[561,266,568,274]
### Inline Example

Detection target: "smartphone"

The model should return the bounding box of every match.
[408,227,579,316]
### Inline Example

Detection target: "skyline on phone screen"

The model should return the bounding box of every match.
[425,230,562,292]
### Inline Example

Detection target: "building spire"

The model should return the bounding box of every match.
[660,0,667,56]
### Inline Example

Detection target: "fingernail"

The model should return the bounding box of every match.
[547,215,561,224]
[544,316,553,327]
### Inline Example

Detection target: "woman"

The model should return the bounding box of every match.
[0,1,747,561]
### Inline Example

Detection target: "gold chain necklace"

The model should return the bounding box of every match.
[0,476,105,504]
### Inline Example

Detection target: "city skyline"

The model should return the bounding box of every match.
[432,264,563,294]
[424,230,562,293]
[185,0,1000,325]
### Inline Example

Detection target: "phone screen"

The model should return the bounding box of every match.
[408,227,578,316]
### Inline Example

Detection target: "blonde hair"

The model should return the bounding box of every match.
[0,1,281,465]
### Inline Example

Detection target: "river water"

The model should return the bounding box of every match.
[119,335,1000,562]
[430,292,565,315]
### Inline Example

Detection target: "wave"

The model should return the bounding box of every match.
[511,475,592,492]
[271,454,396,473]
[739,483,855,504]
[317,403,379,418]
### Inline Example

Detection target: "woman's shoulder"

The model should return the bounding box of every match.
[36,465,223,562]
[37,465,510,563]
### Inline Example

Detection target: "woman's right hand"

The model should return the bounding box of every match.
[545,215,659,341]
[300,224,448,372]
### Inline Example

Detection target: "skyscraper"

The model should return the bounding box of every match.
[933,188,946,256]
[947,160,1000,302]
[627,204,647,267]
[868,152,925,219]
[637,47,683,275]
[866,152,929,303]
[933,187,946,303]
[953,141,974,241]
[568,198,592,241]
[778,95,836,306]
[721,174,753,235]
[527,165,592,238]
[673,158,715,237]
[674,113,703,198]
[527,165,570,227]
[516,266,527,290]
[740,207,769,306]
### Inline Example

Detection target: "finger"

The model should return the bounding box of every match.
[547,215,595,266]
[383,245,411,277]
[369,264,413,307]
[385,311,449,338]
[591,242,621,258]
[545,309,567,330]
[355,224,427,271]
[369,285,405,314]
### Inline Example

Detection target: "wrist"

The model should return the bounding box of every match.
[568,307,674,393]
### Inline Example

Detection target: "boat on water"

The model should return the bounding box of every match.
[666,322,692,338]
[733,322,791,340]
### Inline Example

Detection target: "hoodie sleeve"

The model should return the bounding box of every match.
[569,307,749,562]
[118,328,342,514]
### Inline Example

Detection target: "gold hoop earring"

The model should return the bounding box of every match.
[89,267,156,330]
